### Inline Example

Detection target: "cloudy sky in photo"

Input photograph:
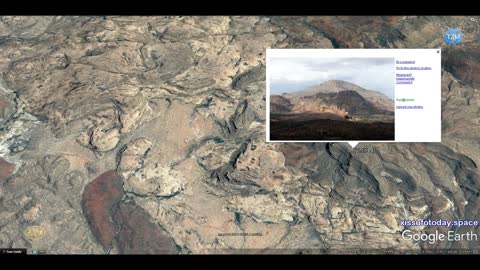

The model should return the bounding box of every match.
[269,57,395,98]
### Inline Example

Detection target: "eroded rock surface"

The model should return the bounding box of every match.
[0,16,479,254]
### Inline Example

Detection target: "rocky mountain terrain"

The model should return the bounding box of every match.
[309,90,384,115]
[269,81,394,141]
[0,16,479,254]
[270,95,294,113]
[287,80,394,112]
[270,82,395,116]
[271,81,393,117]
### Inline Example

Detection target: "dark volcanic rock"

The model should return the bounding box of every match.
[270,117,394,141]
[443,45,480,89]
[112,201,179,254]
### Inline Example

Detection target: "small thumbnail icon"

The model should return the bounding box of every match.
[444,29,462,45]
[23,226,45,241]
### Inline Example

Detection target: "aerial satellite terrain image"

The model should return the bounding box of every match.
[0,16,479,255]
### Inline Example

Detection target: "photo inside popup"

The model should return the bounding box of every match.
[268,57,395,142]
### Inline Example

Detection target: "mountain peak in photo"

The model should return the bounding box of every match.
[273,80,394,115]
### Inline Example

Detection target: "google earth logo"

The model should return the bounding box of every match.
[444,29,462,45]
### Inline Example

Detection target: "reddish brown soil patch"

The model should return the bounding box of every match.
[82,170,178,254]
[112,201,178,254]
[413,144,428,155]
[81,170,124,251]
[0,158,15,183]
[279,144,319,170]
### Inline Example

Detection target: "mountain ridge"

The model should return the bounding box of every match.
[283,80,394,112]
